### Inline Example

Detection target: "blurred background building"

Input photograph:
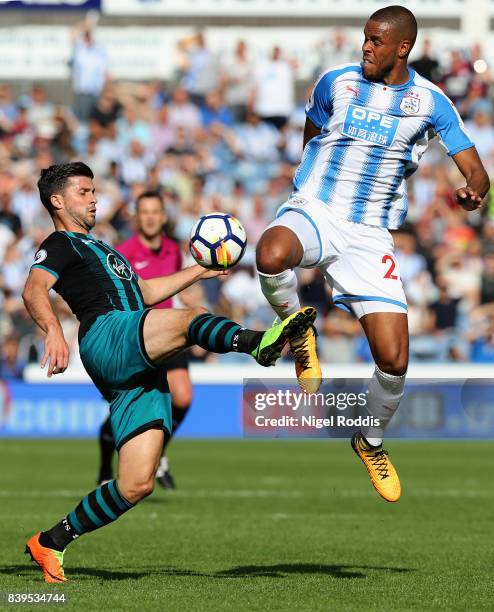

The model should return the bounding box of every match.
[2,0,494,380]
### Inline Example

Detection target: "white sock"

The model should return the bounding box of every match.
[258,269,301,320]
[156,456,169,477]
[362,366,406,445]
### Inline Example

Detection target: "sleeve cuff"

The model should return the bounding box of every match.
[447,143,475,157]
[31,264,59,280]
[306,110,323,130]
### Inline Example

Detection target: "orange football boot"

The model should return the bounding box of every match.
[351,432,401,502]
[25,532,67,583]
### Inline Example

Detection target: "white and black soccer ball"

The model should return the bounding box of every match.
[189,213,247,269]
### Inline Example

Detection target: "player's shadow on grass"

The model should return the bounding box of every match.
[0,563,414,582]
[212,563,414,580]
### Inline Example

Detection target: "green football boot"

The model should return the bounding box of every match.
[252,307,317,367]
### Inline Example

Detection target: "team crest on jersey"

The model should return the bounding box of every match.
[107,253,133,281]
[33,249,47,264]
[400,93,420,115]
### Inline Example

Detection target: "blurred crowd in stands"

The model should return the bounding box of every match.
[2,25,494,379]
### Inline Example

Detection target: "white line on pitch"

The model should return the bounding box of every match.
[0,489,492,499]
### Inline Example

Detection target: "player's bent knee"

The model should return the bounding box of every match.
[173,392,192,410]
[256,240,293,275]
[184,306,209,334]
[122,478,155,504]
[376,356,408,377]
[138,478,155,499]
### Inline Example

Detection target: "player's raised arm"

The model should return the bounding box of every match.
[22,267,69,377]
[451,147,490,211]
[137,265,227,307]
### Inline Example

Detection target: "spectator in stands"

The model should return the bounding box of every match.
[96,121,121,169]
[394,230,427,286]
[86,135,111,178]
[149,104,176,157]
[116,104,151,150]
[0,220,14,263]
[252,46,295,130]
[89,85,122,138]
[244,194,267,240]
[440,50,474,106]
[120,139,155,187]
[313,29,360,76]
[2,241,25,299]
[167,86,202,134]
[0,334,24,380]
[464,99,494,163]
[11,173,39,234]
[282,111,305,164]
[236,111,281,163]
[429,276,460,332]
[456,79,488,121]
[178,30,219,107]
[200,91,234,128]
[0,192,21,237]
[70,18,108,122]
[410,163,437,221]
[0,85,18,124]
[51,106,78,162]
[478,248,494,305]
[436,248,480,306]
[24,84,55,141]
[410,39,440,82]
[221,40,254,123]
[467,308,494,362]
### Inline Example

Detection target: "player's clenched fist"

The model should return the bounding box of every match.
[41,329,69,377]
[455,186,484,211]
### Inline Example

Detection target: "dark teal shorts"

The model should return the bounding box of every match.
[80,309,171,450]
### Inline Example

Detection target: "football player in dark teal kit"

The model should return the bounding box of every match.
[22,162,316,583]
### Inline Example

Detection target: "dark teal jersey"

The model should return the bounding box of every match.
[31,231,146,339]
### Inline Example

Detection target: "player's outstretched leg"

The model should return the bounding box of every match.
[351,312,408,502]
[256,224,322,392]
[143,306,317,369]
[26,429,163,583]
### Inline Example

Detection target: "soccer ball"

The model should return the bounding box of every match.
[189,213,247,269]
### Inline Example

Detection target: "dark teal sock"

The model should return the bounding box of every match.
[67,480,134,536]
[40,480,134,551]
[187,314,242,353]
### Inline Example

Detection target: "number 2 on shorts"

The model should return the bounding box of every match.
[382,254,399,280]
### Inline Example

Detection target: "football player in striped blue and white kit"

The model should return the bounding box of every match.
[256,5,490,502]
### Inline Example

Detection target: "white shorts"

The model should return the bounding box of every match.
[268,196,407,319]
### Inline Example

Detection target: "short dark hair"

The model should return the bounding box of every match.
[37,162,94,215]
[135,190,164,212]
[369,5,417,51]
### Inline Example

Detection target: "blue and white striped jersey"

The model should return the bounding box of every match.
[293,63,474,229]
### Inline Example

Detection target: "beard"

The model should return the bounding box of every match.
[67,208,96,231]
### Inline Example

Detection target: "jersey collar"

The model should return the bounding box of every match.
[363,66,415,90]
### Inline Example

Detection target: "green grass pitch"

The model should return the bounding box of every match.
[1,439,493,611]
